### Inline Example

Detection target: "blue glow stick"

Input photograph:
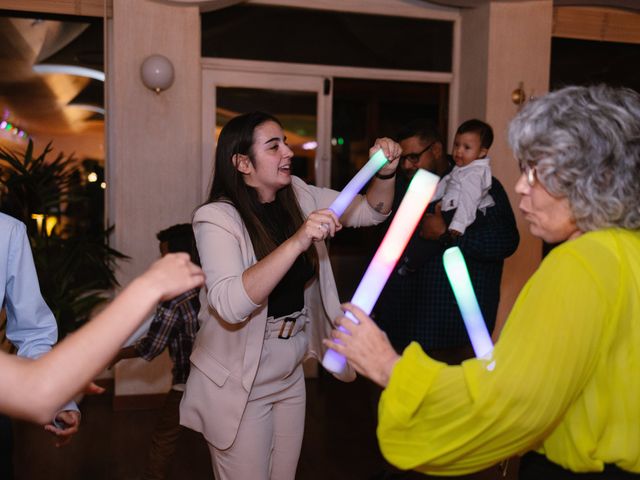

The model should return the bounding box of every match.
[442,247,494,358]
[329,149,389,218]
[323,169,440,374]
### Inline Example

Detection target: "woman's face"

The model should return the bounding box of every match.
[242,120,294,202]
[515,168,582,243]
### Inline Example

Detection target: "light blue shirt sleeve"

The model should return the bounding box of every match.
[1,215,78,414]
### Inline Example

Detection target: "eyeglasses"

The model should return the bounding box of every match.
[400,141,435,164]
[521,163,538,187]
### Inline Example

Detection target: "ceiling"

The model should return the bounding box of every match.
[0,13,103,156]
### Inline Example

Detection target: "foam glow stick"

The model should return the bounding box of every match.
[442,247,494,358]
[328,149,389,218]
[323,169,440,374]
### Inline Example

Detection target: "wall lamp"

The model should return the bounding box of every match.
[511,82,526,106]
[140,55,175,94]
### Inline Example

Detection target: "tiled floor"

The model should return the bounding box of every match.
[12,373,390,480]
[11,252,517,479]
[12,371,517,479]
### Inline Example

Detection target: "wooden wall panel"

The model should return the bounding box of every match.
[553,6,640,44]
[0,0,111,17]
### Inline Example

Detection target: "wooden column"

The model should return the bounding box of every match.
[107,0,201,398]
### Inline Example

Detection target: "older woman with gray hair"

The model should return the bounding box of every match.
[324,85,640,479]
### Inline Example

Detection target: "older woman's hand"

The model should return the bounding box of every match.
[323,303,400,388]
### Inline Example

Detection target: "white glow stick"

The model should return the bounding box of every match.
[329,149,389,218]
[442,247,494,358]
[323,169,440,374]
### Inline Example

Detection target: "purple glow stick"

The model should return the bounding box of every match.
[322,169,440,374]
[328,149,389,218]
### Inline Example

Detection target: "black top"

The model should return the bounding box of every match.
[257,201,314,318]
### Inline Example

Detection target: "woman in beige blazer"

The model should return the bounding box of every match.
[180,111,400,480]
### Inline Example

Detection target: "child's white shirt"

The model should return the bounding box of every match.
[432,157,495,234]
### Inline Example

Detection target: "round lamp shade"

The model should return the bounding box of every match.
[140,54,175,93]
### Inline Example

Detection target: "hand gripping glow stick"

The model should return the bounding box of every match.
[328,149,389,218]
[442,247,494,358]
[322,169,440,374]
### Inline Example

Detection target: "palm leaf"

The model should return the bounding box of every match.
[0,140,128,338]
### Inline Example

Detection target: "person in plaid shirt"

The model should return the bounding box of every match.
[113,223,200,480]
[375,119,519,365]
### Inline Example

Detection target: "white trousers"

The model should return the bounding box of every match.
[209,312,308,480]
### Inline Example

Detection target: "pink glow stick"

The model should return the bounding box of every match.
[322,169,440,374]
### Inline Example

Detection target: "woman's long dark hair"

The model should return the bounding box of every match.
[207,111,316,266]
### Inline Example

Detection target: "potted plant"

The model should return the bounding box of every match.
[0,140,127,340]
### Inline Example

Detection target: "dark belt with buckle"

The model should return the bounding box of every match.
[277,317,297,340]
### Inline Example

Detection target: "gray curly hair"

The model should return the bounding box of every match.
[508,84,640,231]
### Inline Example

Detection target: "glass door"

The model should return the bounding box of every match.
[201,70,330,198]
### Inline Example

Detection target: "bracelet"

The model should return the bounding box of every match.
[375,171,396,180]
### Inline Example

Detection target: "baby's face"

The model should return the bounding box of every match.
[452,132,487,167]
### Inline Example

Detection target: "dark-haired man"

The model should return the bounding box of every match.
[376,119,519,365]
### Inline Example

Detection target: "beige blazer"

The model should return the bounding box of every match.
[180,176,388,449]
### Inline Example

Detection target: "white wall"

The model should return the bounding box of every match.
[107,0,201,396]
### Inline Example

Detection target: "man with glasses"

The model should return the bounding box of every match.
[375,119,520,365]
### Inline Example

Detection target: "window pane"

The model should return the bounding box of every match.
[216,87,318,184]
[202,5,453,72]
[329,77,448,275]
[331,78,448,190]
[551,37,640,92]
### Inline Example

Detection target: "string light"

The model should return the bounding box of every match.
[0,119,29,140]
